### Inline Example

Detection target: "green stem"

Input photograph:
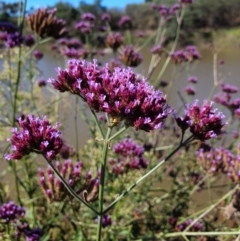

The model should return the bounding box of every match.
[103,135,193,214]
[75,97,79,160]
[43,156,99,215]
[153,7,185,87]
[108,126,128,142]
[96,127,112,241]
[91,110,104,139]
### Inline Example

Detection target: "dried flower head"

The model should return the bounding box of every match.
[38,160,99,202]
[105,32,123,51]
[50,59,172,131]
[27,8,67,39]
[5,115,63,160]
[119,45,142,67]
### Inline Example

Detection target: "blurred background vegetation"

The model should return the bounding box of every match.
[1,0,240,44]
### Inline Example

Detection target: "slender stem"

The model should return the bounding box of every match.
[103,135,193,214]
[164,231,240,238]
[96,127,112,241]
[108,126,128,142]
[74,97,79,160]
[91,110,104,139]
[153,6,185,87]
[43,156,99,215]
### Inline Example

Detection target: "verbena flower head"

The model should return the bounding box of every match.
[169,3,180,15]
[110,138,148,175]
[188,76,198,84]
[118,16,132,29]
[158,5,169,17]
[105,32,123,51]
[235,108,240,119]
[221,83,238,94]
[0,22,18,33]
[176,100,226,140]
[37,78,47,87]
[81,12,96,22]
[33,50,43,60]
[74,20,94,34]
[0,201,25,223]
[119,45,142,67]
[196,147,234,174]
[6,32,23,48]
[179,0,194,4]
[184,86,196,95]
[16,222,43,241]
[27,8,67,39]
[95,215,112,228]
[151,44,162,55]
[5,115,63,160]
[50,59,172,131]
[101,13,111,22]
[176,219,203,232]
[38,160,99,202]
[62,47,88,59]
[24,34,35,47]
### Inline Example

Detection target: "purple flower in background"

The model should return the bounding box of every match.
[110,138,148,175]
[176,100,226,140]
[158,5,169,17]
[151,44,162,55]
[136,31,145,38]
[179,0,194,4]
[184,86,196,95]
[176,219,203,232]
[188,76,198,84]
[169,3,180,15]
[6,32,23,48]
[221,83,238,94]
[16,222,43,241]
[119,45,142,67]
[81,12,96,22]
[75,20,94,34]
[105,32,123,51]
[24,34,35,47]
[33,50,43,60]
[95,215,112,228]
[118,15,132,29]
[0,22,18,33]
[235,108,240,119]
[101,13,111,22]
[50,59,172,131]
[0,31,8,41]
[0,201,25,223]
[38,78,47,87]
[5,115,63,160]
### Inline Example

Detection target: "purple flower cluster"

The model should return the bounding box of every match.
[196,147,234,174]
[109,138,148,175]
[151,3,180,17]
[179,0,194,4]
[188,76,198,84]
[176,100,226,141]
[58,38,82,49]
[176,219,203,232]
[105,32,123,51]
[119,45,142,67]
[171,46,201,64]
[33,50,43,60]
[101,13,111,22]
[95,215,112,228]
[196,145,240,183]
[38,160,99,202]
[24,34,35,47]
[151,44,162,55]
[81,12,96,22]
[235,108,240,119]
[184,86,196,95]
[75,13,95,34]
[5,115,63,160]
[118,16,132,29]
[221,83,238,94]
[16,223,42,241]
[5,32,23,48]
[213,83,240,115]
[37,78,47,87]
[50,59,172,131]
[62,47,88,59]
[0,201,25,223]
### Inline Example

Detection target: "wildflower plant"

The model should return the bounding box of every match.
[1,0,240,240]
